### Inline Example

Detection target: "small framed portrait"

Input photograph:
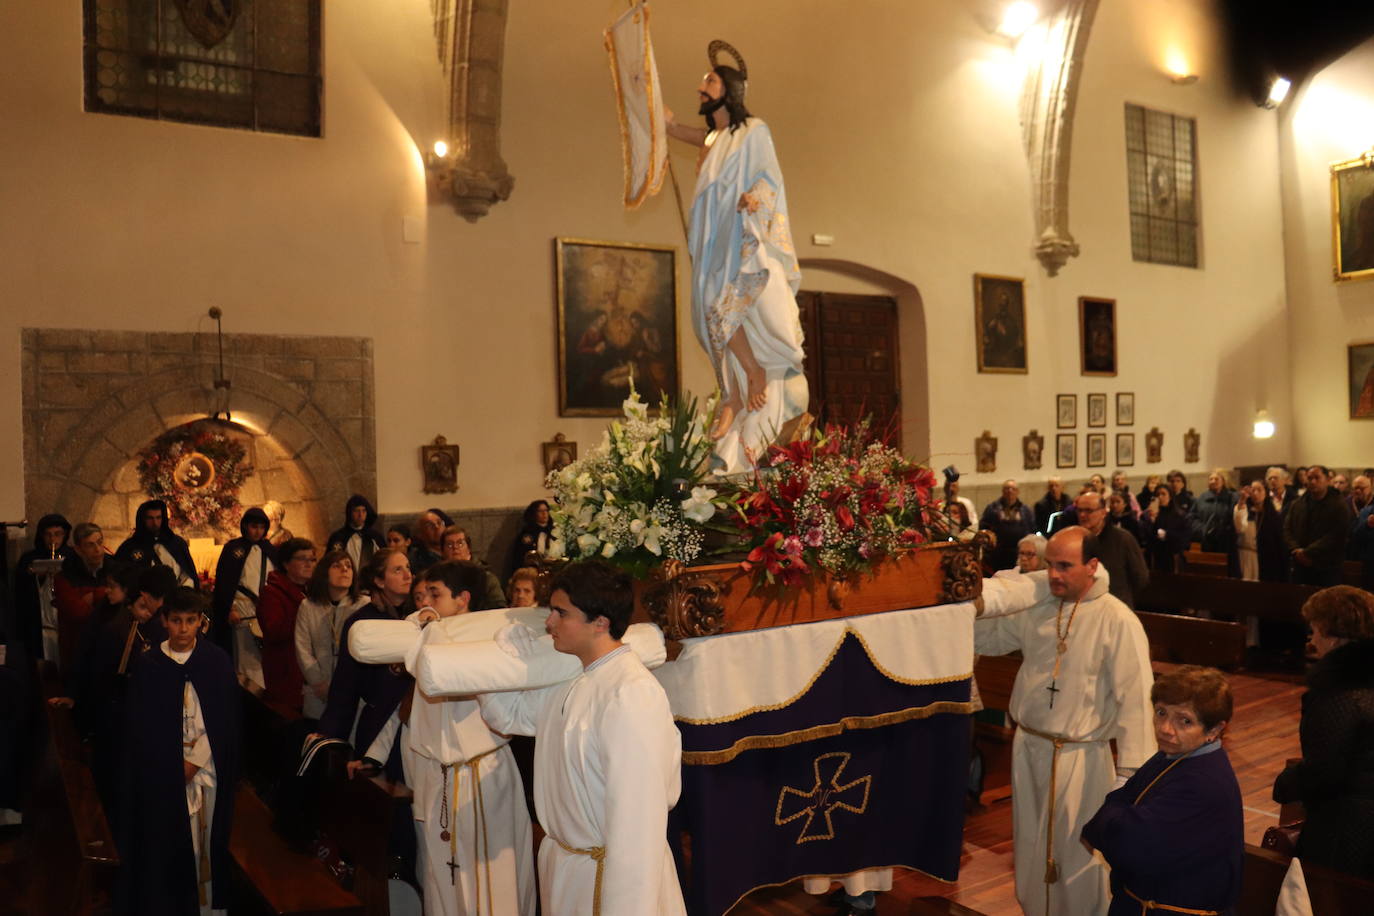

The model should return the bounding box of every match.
[1116,433,1135,467]
[975,430,998,473]
[1056,394,1077,429]
[1056,433,1076,469]
[1116,391,1135,426]
[556,238,680,416]
[1183,427,1200,464]
[1331,151,1374,282]
[974,274,1027,373]
[1078,296,1117,376]
[1145,427,1164,464]
[1086,433,1106,468]
[1087,392,1107,428]
[422,435,460,494]
[1349,342,1374,418]
[542,432,578,475]
[1023,429,1045,470]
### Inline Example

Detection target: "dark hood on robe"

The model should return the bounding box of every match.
[32,513,72,549]
[239,507,270,538]
[132,499,177,543]
[344,494,378,530]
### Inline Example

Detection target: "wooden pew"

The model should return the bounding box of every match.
[1239,843,1374,915]
[1137,572,1317,625]
[28,661,118,916]
[317,758,416,916]
[1136,610,1246,670]
[973,654,1020,804]
[231,782,365,916]
[1182,546,1229,577]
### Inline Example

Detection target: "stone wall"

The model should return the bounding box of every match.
[21,328,376,550]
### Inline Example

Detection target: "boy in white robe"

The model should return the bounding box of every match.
[477,560,686,916]
[975,527,1155,916]
[356,560,535,916]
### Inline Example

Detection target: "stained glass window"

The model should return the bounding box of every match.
[84,0,322,137]
[1125,103,1199,268]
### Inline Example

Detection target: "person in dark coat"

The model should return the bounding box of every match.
[315,547,413,781]
[1077,490,1150,609]
[1106,490,1141,543]
[1165,469,1195,515]
[980,480,1036,571]
[116,588,239,915]
[256,537,316,712]
[1273,586,1374,880]
[326,494,386,575]
[506,499,558,577]
[408,508,451,575]
[1142,485,1192,572]
[1083,666,1243,915]
[210,507,277,651]
[1351,502,1374,590]
[1284,466,1354,587]
[1189,469,1237,554]
[114,499,198,588]
[10,513,71,662]
[73,564,176,828]
[1033,477,1071,534]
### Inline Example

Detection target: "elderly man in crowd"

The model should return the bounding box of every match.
[982,480,1037,572]
[1284,466,1353,587]
[1034,477,1071,534]
[1074,490,1149,609]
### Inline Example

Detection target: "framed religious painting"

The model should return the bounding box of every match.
[1078,296,1117,376]
[421,435,460,493]
[1116,432,1135,467]
[1056,433,1076,469]
[975,430,998,473]
[1086,433,1107,468]
[1332,150,1374,282]
[1145,427,1164,464]
[542,432,577,475]
[1056,394,1077,429]
[1087,392,1107,428]
[974,274,1027,373]
[1116,391,1135,426]
[1183,427,1200,464]
[555,238,680,416]
[1349,342,1374,418]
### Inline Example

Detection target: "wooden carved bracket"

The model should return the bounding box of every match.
[641,559,727,640]
[935,542,983,605]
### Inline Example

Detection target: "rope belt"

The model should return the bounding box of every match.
[1017,722,1106,913]
[1122,886,1219,915]
[444,745,503,916]
[549,834,607,916]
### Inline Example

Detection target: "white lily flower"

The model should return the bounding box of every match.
[577,533,600,555]
[601,541,618,558]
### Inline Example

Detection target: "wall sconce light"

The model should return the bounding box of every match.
[1252,410,1275,439]
[426,139,451,168]
[1164,50,1197,85]
[995,1,1038,39]
[1262,77,1291,109]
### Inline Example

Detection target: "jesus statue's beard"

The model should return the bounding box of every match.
[699,94,726,128]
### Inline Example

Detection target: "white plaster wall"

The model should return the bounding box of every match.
[0,0,1291,521]
[1278,37,1374,466]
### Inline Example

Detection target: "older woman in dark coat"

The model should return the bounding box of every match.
[1142,485,1193,571]
[1083,665,1243,915]
[1273,586,1374,880]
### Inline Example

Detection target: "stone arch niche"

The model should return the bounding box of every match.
[21,329,376,553]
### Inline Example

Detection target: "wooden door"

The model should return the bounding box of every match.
[796,291,900,429]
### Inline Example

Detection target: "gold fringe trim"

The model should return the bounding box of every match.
[603,3,666,210]
[674,627,972,726]
[680,700,974,766]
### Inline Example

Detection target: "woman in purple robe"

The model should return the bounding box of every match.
[1082,666,1244,915]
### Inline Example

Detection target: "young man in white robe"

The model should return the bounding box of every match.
[355,560,535,916]
[974,526,1156,916]
[477,560,685,916]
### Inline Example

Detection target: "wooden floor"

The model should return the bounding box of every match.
[731,664,1304,915]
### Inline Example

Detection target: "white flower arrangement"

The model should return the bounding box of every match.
[545,388,723,576]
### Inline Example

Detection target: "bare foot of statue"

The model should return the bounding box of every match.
[726,327,769,413]
[711,396,741,440]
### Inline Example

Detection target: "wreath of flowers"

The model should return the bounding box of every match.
[136,422,254,532]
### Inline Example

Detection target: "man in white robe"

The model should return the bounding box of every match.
[666,43,807,474]
[372,561,683,915]
[352,561,535,916]
[975,526,1155,916]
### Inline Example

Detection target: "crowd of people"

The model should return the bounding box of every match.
[2,494,694,915]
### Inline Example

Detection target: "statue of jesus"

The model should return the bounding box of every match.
[666,41,809,475]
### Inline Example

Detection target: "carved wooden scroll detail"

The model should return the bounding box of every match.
[641,559,727,640]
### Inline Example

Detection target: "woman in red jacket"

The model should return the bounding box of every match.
[256,537,317,711]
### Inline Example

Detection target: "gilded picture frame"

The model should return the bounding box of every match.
[421,435,460,494]
[1331,150,1374,282]
[1349,342,1374,419]
[974,274,1027,374]
[555,238,681,416]
[1078,296,1117,376]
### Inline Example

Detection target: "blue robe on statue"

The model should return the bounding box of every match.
[689,117,808,474]
[1081,742,1244,915]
